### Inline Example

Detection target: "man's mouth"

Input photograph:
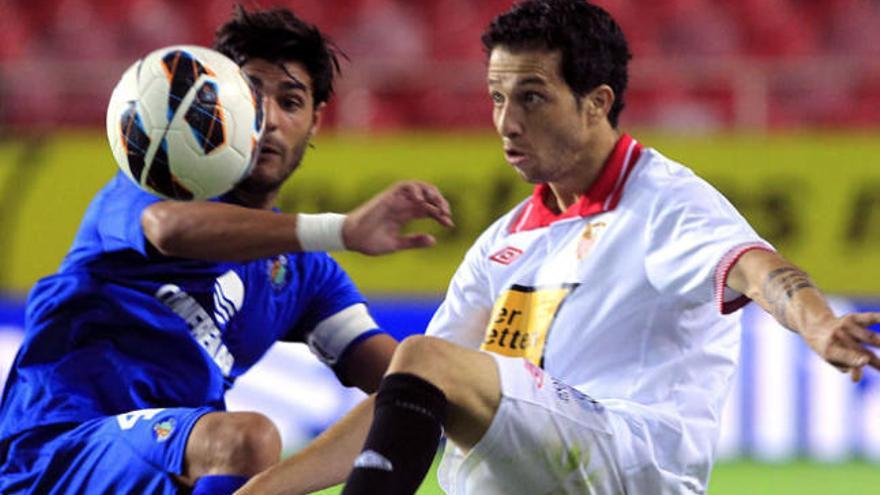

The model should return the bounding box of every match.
[259,142,282,157]
[504,147,528,165]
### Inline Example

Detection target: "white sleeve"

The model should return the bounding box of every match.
[306,303,380,366]
[425,238,495,348]
[644,176,772,313]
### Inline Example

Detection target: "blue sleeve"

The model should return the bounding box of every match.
[96,173,162,256]
[284,253,370,342]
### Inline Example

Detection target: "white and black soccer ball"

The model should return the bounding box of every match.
[106,45,264,200]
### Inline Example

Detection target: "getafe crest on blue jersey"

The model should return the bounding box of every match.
[267,254,290,290]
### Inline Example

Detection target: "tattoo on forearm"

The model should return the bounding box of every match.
[761,267,816,329]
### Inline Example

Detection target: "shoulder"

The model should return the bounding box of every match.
[466,196,533,258]
[253,252,359,301]
[627,147,733,214]
[89,172,162,216]
[282,251,342,274]
[286,251,355,286]
[630,148,710,195]
[102,171,156,201]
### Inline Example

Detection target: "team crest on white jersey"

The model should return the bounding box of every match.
[577,222,607,259]
[213,270,245,327]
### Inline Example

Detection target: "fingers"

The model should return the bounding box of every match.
[846,313,880,349]
[850,367,863,383]
[825,332,880,376]
[849,312,880,328]
[817,313,880,376]
[397,181,454,228]
[396,233,436,250]
[421,184,452,219]
[805,313,880,381]
[867,351,880,371]
[421,201,454,228]
[831,337,880,378]
[845,321,880,347]
[825,343,871,370]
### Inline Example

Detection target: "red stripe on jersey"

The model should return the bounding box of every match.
[604,139,643,212]
[509,134,644,233]
[715,242,775,315]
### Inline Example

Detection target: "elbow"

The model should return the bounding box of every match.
[141,203,185,256]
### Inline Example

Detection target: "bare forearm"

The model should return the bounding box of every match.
[142,201,303,261]
[728,250,835,333]
[236,397,376,495]
[729,248,880,378]
[140,180,453,262]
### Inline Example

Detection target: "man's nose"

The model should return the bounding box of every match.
[262,98,279,132]
[496,103,523,139]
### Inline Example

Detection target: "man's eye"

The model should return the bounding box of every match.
[523,92,544,105]
[490,92,504,105]
[280,97,303,110]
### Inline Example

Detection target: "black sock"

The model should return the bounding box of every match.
[342,373,447,495]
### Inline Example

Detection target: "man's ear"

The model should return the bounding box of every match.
[309,101,326,139]
[583,85,615,124]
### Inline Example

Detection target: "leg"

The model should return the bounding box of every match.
[342,336,501,495]
[0,408,223,494]
[344,338,628,494]
[180,411,282,491]
[386,335,501,451]
[437,354,628,495]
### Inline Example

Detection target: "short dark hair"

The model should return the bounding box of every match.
[213,5,343,107]
[481,0,632,127]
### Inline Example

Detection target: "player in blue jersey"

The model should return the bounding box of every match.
[0,6,451,495]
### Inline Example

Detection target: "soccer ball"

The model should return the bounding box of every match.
[106,45,264,200]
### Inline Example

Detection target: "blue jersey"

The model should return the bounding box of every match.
[0,172,378,442]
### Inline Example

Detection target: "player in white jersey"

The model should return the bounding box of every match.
[236,1,880,494]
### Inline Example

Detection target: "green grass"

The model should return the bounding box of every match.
[314,459,880,494]
[314,458,441,494]
[710,460,880,494]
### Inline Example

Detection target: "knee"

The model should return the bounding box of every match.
[215,412,281,475]
[387,335,457,389]
[188,412,281,478]
[390,336,446,371]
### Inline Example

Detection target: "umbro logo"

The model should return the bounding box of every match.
[353,450,394,471]
[489,246,523,265]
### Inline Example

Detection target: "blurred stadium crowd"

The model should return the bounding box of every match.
[1,0,879,130]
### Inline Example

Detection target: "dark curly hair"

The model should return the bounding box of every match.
[482,0,632,127]
[213,5,343,107]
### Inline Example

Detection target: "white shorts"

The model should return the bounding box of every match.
[436,354,627,495]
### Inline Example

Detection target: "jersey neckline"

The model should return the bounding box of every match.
[509,133,643,233]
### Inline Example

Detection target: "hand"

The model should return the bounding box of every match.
[343,181,453,255]
[800,313,880,382]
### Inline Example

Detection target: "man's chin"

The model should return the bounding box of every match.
[514,167,543,184]
[237,163,299,195]
[235,175,280,195]
[253,153,284,172]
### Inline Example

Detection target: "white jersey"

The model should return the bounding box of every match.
[427,134,770,491]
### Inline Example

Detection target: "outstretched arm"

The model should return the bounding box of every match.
[141,180,452,261]
[235,396,376,495]
[727,249,880,381]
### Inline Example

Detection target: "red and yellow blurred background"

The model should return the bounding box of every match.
[2,2,880,491]
[3,0,880,130]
